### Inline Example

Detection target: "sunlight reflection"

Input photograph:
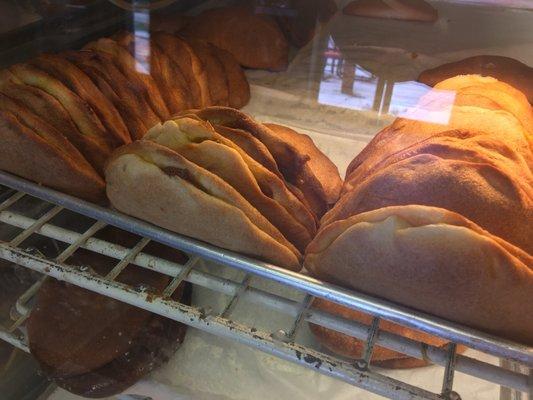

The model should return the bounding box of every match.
[133,9,150,74]
[318,36,454,124]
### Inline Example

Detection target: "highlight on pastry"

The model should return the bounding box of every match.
[418,55,533,104]
[307,76,533,346]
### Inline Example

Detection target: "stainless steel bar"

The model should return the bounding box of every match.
[221,274,251,318]
[0,244,441,400]
[0,211,181,276]
[0,172,528,364]
[359,317,381,368]
[9,205,63,247]
[14,276,46,318]
[286,294,313,341]
[0,191,24,212]
[0,212,530,391]
[106,237,151,280]
[441,343,458,397]
[0,326,29,353]
[8,314,28,333]
[55,220,107,263]
[163,256,199,297]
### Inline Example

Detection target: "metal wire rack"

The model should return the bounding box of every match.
[0,170,531,400]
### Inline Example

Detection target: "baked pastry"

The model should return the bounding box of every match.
[53,306,188,398]
[264,123,342,217]
[144,117,314,253]
[0,78,113,176]
[210,46,251,109]
[326,143,533,253]
[182,38,230,107]
[431,75,533,133]
[63,50,158,140]
[310,298,463,368]
[185,108,341,218]
[105,139,302,270]
[245,0,337,47]
[7,63,114,174]
[84,38,170,121]
[111,31,192,114]
[308,76,532,346]
[212,124,280,173]
[306,205,533,345]
[0,105,105,202]
[343,0,438,22]
[152,32,212,108]
[345,78,533,182]
[418,56,533,104]
[28,53,131,146]
[181,6,289,71]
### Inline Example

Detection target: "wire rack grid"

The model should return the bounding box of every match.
[0,171,531,400]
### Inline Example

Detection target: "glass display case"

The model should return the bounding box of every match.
[0,1,531,399]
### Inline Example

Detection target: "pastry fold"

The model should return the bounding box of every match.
[306,205,533,345]
[105,140,302,270]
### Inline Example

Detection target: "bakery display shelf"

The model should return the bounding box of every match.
[0,171,531,400]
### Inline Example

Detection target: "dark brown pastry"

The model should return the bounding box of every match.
[182,38,229,107]
[63,50,156,141]
[27,228,191,397]
[249,0,337,47]
[181,6,289,71]
[111,31,192,114]
[84,38,170,121]
[152,31,212,108]
[264,123,342,218]
[0,107,105,202]
[52,299,189,399]
[6,64,114,174]
[29,53,131,146]
[210,46,250,109]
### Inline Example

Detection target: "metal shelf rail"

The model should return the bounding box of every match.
[0,171,531,400]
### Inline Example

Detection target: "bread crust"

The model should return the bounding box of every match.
[306,205,533,345]
[211,46,250,109]
[145,118,312,253]
[0,109,104,202]
[265,123,343,217]
[63,50,155,140]
[112,31,192,113]
[181,108,318,231]
[182,6,289,71]
[345,104,533,182]
[84,38,169,121]
[183,38,229,107]
[328,152,533,253]
[433,75,533,133]
[152,32,211,108]
[30,53,131,146]
[8,63,113,174]
[105,141,302,270]
[27,232,190,397]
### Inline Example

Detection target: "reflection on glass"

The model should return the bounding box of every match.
[133,9,150,74]
[398,87,456,124]
[318,36,454,124]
